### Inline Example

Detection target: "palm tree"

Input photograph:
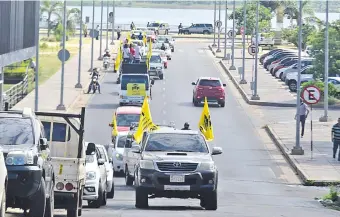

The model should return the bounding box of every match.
[53,6,81,40]
[282,0,314,26]
[40,0,63,37]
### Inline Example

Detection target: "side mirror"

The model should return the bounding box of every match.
[131,144,141,153]
[223,84,226,87]
[40,138,48,150]
[211,147,222,155]
[86,142,96,155]
[191,82,196,85]
[98,158,105,165]
[151,79,155,85]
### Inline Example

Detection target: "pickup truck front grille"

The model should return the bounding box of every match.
[156,162,198,172]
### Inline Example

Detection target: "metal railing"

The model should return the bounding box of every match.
[3,75,29,110]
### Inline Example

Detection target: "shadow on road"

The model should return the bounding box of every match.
[87,103,119,110]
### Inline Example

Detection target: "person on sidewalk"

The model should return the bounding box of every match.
[331,118,340,161]
[295,99,309,138]
[117,26,121,40]
[96,25,100,40]
[178,23,183,34]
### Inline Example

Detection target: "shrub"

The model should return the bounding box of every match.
[40,42,49,49]
[301,80,338,98]
[323,186,339,202]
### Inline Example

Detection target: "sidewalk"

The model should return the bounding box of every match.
[265,121,340,186]
[13,37,119,113]
[209,45,340,109]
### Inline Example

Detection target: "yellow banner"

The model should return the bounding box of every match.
[198,97,214,141]
[133,97,159,143]
[111,114,119,136]
[127,83,146,96]
[143,35,147,45]
[114,46,121,72]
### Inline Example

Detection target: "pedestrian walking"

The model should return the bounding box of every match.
[178,23,183,34]
[295,99,309,138]
[83,23,88,37]
[95,25,100,40]
[117,26,121,40]
[332,117,340,161]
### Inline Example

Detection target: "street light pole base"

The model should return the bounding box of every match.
[88,68,93,72]
[291,146,304,155]
[216,49,221,52]
[319,115,331,122]
[239,79,247,84]
[110,41,115,45]
[251,95,260,100]
[212,44,217,47]
[56,104,66,110]
[229,65,236,70]
[75,83,82,88]
[98,56,103,60]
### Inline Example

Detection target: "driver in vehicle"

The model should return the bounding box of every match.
[165,38,169,43]
[181,122,190,130]
[160,43,166,51]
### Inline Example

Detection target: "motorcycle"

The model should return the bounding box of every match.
[89,75,100,93]
[103,57,110,70]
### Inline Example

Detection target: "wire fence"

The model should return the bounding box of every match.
[3,75,29,110]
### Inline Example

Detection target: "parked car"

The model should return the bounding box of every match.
[182,23,213,35]
[0,149,7,217]
[192,77,226,107]
[274,59,298,78]
[280,59,314,81]
[328,77,340,97]
[264,51,297,70]
[285,66,314,92]
[268,56,297,75]
[260,49,283,65]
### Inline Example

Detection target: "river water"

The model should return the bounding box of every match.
[41,6,340,30]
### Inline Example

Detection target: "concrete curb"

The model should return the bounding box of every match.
[264,125,340,186]
[208,45,216,56]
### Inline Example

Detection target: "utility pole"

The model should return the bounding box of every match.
[216,0,222,52]
[111,0,115,45]
[75,0,83,89]
[240,0,247,84]
[106,0,109,50]
[34,0,40,111]
[89,0,95,72]
[229,0,236,70]
[212,0,217,47]
[98,0,104,60]
[320,0,329,122]
[292,0,304,155]
[251,0,260,100]
[223,0,228,59]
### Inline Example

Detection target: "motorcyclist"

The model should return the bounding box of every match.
[103,50,111,58]
[160,43,166,51]
[181,122,190,130]
[165,38,169,43]
[87,68,101,94]
[138,32,143,40]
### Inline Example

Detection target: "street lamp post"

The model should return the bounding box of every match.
[292,0,304,155]
[216,0,222,52]
[229,0,236,70]
[240,0,247,84]
[223,0,228,59]
[111,0,115,45]
[89,0,95,72]
[98,0,104,60]
[212,0,217,47]
[75,0,83,88]
[320,0,329,122]
[106,0,109,50]
[250,0,260,100]
[34,0,40,111]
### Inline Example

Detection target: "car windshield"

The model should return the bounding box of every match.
[198,79,221,87]
[150,55,161,63]
[0,117,34,145]
[116,114,140,127]
[85,155,95,163]
[144,133,209,153]
[121,75,149,90]
[149,23,160,27]
[117,136,127,148]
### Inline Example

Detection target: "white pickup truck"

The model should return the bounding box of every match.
[37,108,86,217]
[0,149,7,217]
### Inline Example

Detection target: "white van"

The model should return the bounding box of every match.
[38,111,86,217]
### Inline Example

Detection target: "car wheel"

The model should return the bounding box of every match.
[203,30,209,35]
[171,48,174,52]
[102,190,107,206]
[107,181,115,199]
[164,65,167,69]
[159,74,164,80]
[184,30,189,34]
[204,191,217,210]
[44,181,54,217]
[88,183,103,208]
[270,68,274,75]
[289,81,297,92]
[194,99,199,107]
[29,177,46,217]
[0,183,6,217]
[125,166,134,186]
[220,102,225,107]
[200,198,206,208]
[135,187,148,209]
[279,72,283,79]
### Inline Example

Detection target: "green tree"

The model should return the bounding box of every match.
[281,23,316,50]
[309,23,340,79]
[53,6,81,39]
[40,0,63,37]
[229,2,273,35]
[282,0,314,26]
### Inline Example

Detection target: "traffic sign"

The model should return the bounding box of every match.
[248,45,258,56]
[215,20,222,28]
[89,29,99,38]
[58,49,70,62]
[301,85,321,104]
[227,30,236,38]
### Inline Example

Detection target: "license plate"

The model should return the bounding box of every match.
[170,175,185,183]
[164,185,190,191]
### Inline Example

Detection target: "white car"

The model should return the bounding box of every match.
[152,49,168,69]
[84,143,108,208]
[285,66,314,92]
[111,132,128,174]
[153,43,172,60]
[96,145,115,199]
[156,35,175,52]
[0,150,7,217]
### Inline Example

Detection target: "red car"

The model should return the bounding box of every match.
[109,106,141,133]
[192,77,226,107]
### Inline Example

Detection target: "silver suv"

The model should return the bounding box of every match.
[182,23,213,35]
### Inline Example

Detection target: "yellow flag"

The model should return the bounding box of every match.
[198,97,214,141]
[114,46,121,72]
[133,97,159,143]
[127,32,131,41]
[111,115,119,137]
[143,35,147,45]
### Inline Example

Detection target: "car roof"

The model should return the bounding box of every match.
[116,106,141,114]
[329,77,340,81]
[198,77,221,81]
[148,127,200,135]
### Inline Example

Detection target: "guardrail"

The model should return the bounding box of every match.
[3,75,29,110]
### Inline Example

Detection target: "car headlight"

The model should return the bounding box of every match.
[197,162,215,171]
[86,171,96,180]
[115,153,123,161]
[6,150,34,166]
[139,160,155,170]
